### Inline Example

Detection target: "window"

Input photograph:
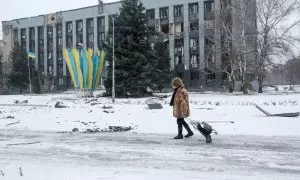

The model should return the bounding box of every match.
[66,22,73,32]
[29,27,35,38]
[190,55,199,65]
[87,18,94,28]
[39,39,44,46]
[98,17,105,27]
[204,1,214,13]
[38,26,44,38]
[160,7,169,19]
[58,37,62,46]
[146,9,155,20]
[76,20,83,32]
[189,3,199,14]
[21,28,26,39]
[190,38,199,48]
[88,34,94,43]
[39,52,44,60]
[161,24,169,34]
[59,77,64,86]
[205,38,214,46]
[99,32,105,41]
[174,5,183,17]
[190,21,199,31]
[66,36,72,48]
[57,24,62,35]
[175,23,183,33]
[77,34,83,44]
[47,26,53,35]
[191,71,199,80]
[175,55,183,64]
[205,20,214,29]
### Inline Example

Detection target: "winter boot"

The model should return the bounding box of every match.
[183,121,194,138]
[174,127,183,139]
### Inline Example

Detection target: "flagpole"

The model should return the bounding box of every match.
[27,57,32,94]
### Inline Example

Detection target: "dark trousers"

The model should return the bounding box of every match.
[177,118,193,135]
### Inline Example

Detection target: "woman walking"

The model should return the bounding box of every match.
[170,77,194,139]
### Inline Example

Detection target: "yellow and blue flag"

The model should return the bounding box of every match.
[27,51,37,59]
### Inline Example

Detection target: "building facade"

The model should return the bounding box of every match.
[1,0,257,90]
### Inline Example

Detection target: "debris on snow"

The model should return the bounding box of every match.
[72,128,79,132]
[54,102,68,108]
[102,105,113,109]
[6,120,20,126]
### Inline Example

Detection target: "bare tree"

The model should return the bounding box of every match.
[285,56,300,86]
[256,0,300,93]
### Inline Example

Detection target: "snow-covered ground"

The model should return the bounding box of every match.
[0,90,300,179]
[0,91,300,136]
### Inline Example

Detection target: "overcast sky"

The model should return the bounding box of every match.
[0,0,119,39]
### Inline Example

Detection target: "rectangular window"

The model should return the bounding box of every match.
[29,27,35,38]
[190,38,199,48]
[190,55,199,65]
[76,20,83,32]
[205,20,214,29]
[190,21,199,31]
[174,5,183,17]
[189,3,199,14]
[99,32,105,41]
[88,34,94,43]
[87,18,94,28]
[175,23,183,33]
[57,24,62,35]
[204,1,214,13]
[21,28,26,39]
[47,26,53,35]
[58,37,62,46]
[146,9,155,20]
[38,26,44,38]
[160,7,169,19]
[98,16,105,27]
[66,22,73,32]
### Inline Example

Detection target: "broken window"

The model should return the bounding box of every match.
[189,3,199,14]
[161,24,169,34]
[190,21,199,31]
[160,7,169,19]
[174,5,183,17]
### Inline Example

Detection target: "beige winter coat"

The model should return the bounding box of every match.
[173,86,190,118]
